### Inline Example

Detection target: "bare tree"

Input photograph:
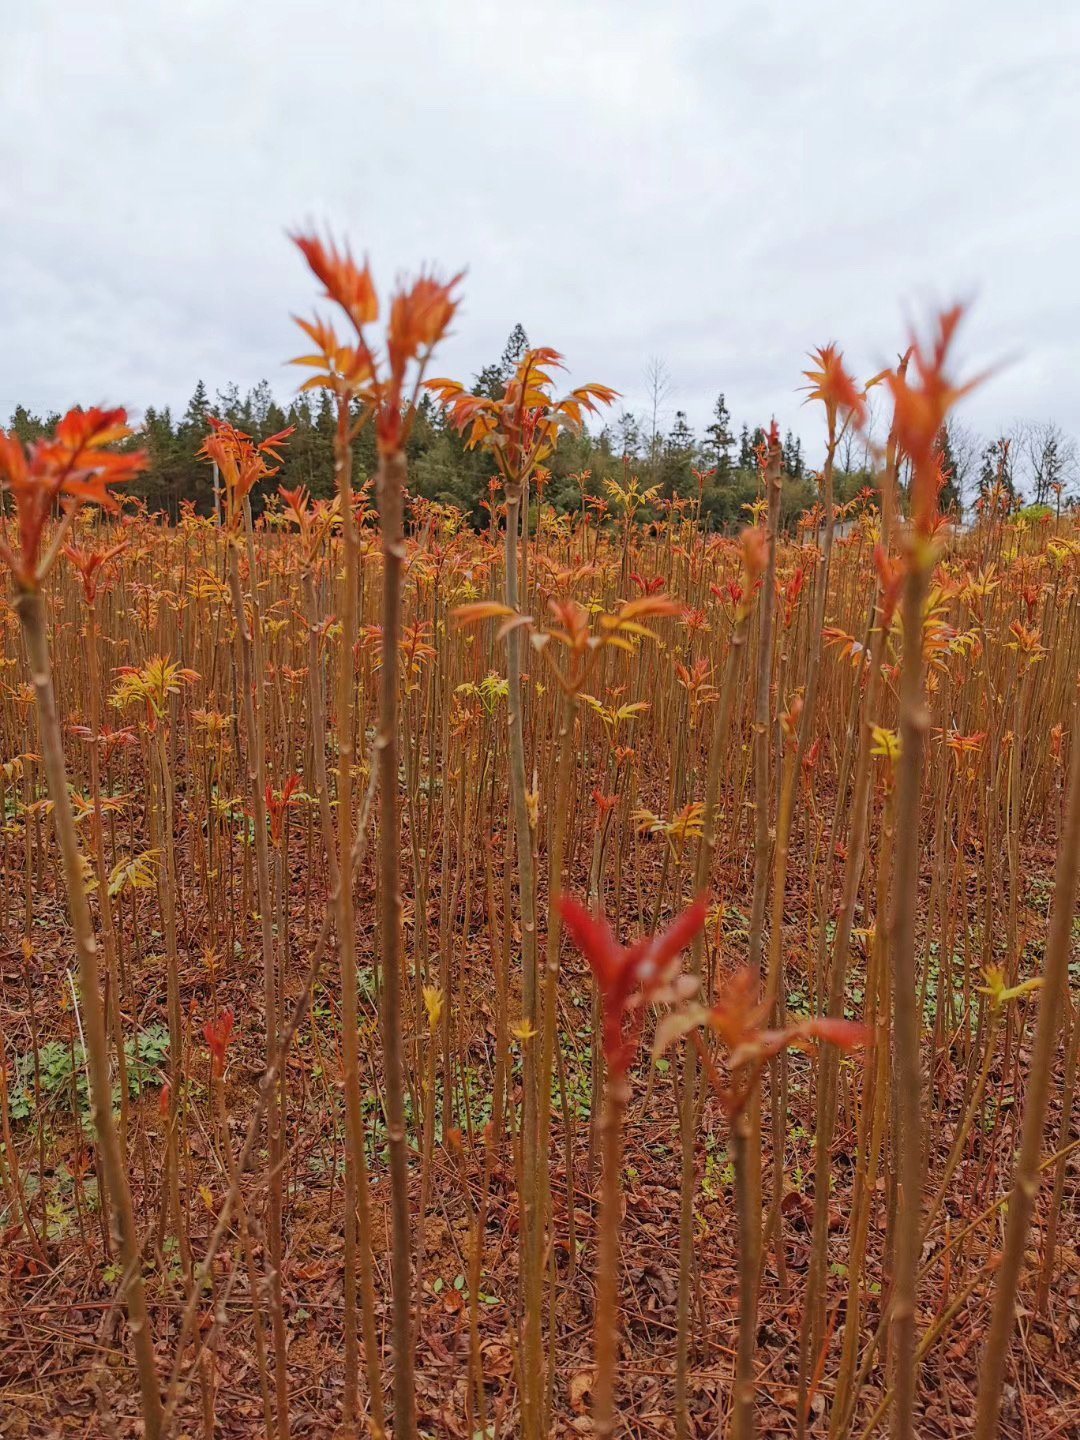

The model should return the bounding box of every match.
[642,356,673,483]
[945,419,982,511]
[837,419,861,476]
[860,389,887,472]
[1013,419,1079,505]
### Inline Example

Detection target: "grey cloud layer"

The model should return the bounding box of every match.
[3,0,1078,452]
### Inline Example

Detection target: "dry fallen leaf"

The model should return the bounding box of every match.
[570,1367,595,1416]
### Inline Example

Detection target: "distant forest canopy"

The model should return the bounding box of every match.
[5,324,1077,529]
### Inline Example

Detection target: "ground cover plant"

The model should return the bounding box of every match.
[0,236,1078,1439]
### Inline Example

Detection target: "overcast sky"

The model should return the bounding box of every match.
[4,1,1078,462]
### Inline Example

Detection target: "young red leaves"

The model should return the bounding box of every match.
[802,343,867,434]
[292,233,378,332]
[204,1009,236,1078]
[655,969,869,1118]
[63,539,129,603]
[0,407,145,590]
[883,306,985,538]
[266,775,302,845]
[291,229,463,454]
[428,347,617,494]
[200,417,295,530]
[560,895,705,1078]
[873,542,906,626]
[451,591,680,693]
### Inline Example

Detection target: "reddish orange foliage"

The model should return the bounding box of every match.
[658,969,869,1117]
[204,1009,236,1077]
[292,234,378,331]
[266,775,302,845]
[0,407,145,589]
[63,539,128,603]
[200,417,295,528]
[559,894,705,1076]
[873,542,906,625]
[802,343,867,431]
[428,347,617,491]
[291,230,463,454]
[883,306,985,537]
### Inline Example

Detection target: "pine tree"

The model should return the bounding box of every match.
[279,394,327,498]
[214,382,243,426]
[176,383,216,514]
[182,380,210,432]
[6,406,61,446]
[661,411,696,498]
[249,379,274,430]
[472,361,504,399]
[286,389,337,499]
[738,423,754,470]
[705,394,734,479]
[139,406,188,519]
[499,323,529,380]
[472,324,532,401]
[616,411,642,461]
[783,428,804,480]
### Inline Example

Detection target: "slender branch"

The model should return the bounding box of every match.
[376,445,417,1440]
[974,696,1080,1439]
[14,586,162,1440]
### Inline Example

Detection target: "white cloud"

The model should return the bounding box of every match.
[2,0,1078,458]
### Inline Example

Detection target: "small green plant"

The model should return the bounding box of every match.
[7,1023,169,1122]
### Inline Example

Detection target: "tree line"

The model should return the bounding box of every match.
[5,324,1076,527]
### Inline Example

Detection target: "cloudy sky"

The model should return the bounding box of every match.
[4,1,1078,463]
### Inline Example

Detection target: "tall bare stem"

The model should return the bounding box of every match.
[15,587,162,1439]
[376,446,417,1440]
[974,696,1080,1439]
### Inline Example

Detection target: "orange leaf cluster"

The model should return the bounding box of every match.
[0,407,145,589]
[883,306,986,537]
[559,894,705,1077]
[203,1009,235,1077]
[63,539,128,603]
[656,970,869,1117]
[802,343,867,433]
[428,348,617,492]
[291,230,463,455]
[199,417,295,529]
[266,774,302,846]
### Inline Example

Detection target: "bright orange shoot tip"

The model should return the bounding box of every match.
[291,231,379,331]
[201,417,292,527]
[883,302,990,536]
[559,893,706,1073]
[278,484,310,520]
[873,542,906,625]
[63,539,128,602]
[647,895,708,966]
[614,594,683,622]
[740,526,768,581]
[0,406,145,589]
[802,343,866,429]
[426,347,613,487]
[387,269,465,367]
[557,896,621,982]
[291,231,463,453]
